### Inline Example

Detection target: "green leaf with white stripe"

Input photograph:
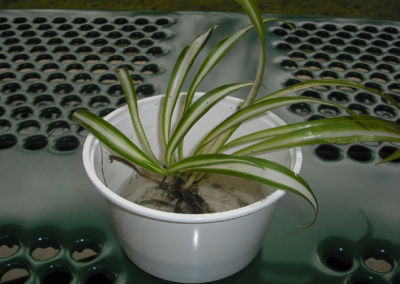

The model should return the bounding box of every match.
[197,96,360,150]
[184,18,293,114]
[116,67,159,165]
[72,109,168,176]
[165,82,253,167]
[255,79,400,110]
[168,154,318,227]
[229,115,400,156]
[162,24,218,147]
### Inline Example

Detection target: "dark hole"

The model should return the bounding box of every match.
[323,24,337,31]
[365,82,383,92]
[136,84,155,96]
[276,43,292,52]
[336,31,352,39]
[63,31,79,38]
[302,23,316,30]
[79,24,94,31]
[143,25,157,33]
[76,46,92,54]
[319,105,339,116]
[58,24,73,31]
[129,32,144,40]
[351,39,367,47]
[107,32,122,39]
[383,27,398,34]
[366,47,383,56]
[54,84,73,94]
[315,144,341,161]
[151,32,166,40]
[55,136,80,151]
[316,31,331,38]
[115,39,130,47]
[343,25,358,32]
[374,105,397,118]
[92,38,108,46]
[1,31,15,38]
[85,31,101,38]
[24,135,48,150]
[93,18,107,25]
[17,24,32,31]
[8,46,25,54]
[285,79,301,87]
[147,47,163,56]
[272,29,287,36]
[33,95,54,107]
[81,84,100,95]
[357,32,373,40]
[329,38,345,46]
[99,108,116,117]
[107,85,123,96]
[364,26,379,33]
[73,18,87,25]
[301,90,321,99]
[117,98,127,107]
[348,104,368,115]
[43,270,72,284]
[83,54,99,63]
[47,38,63,46]
[27,83,47,94]
[314,53,330,62]
[100,24,115,31]
[0,134,17,149]
[100,47,116,55]
[70,38,86,46]
[37,24,52,31]
[114,18,128,25]
[344,46,360,54]
[379,146,400,163]
[138,39,154,48]
[285,36,301,44]
[280,59,297,70]
[141,64,159,74]
[308,115,324,121]
[42,31,57,38]
[5,38,20,45]
[325,256,352,271]
[360,55,377,64]
[156,18,170,25]
[0,24,11,31]
[121,25,136,32]
[40,107,62,120]
[59,54,77,63]
[135,18,149,25]
[86,273,114,284]
[328,92,349,104]
[2,83,21,93]
[337,54,354,63]
[53,17,67,24]
[24,38,40,46]
[53,46,69,54]
[289,103,311,115]
[355,93,376,105]
[373,40,389,48]
[299,44,315,53]
[61,95,81,108]
[14,17,27,24]
[307,37,323,45]
[348,145,373,162]
[281,22,295,30]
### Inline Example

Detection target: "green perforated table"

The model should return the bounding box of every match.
[0,9,399,284]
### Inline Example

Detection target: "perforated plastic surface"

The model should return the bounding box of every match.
[0,10,399,284]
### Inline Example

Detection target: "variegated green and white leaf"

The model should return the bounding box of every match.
[197,96,360,150]
[162,24,218,146]
[231,115,400,156]
[168,154,318,227]
[255,79,400,110]
[116,67,159,165]
[184,18,294,114]
[220,115,370,152]
[165,82,253,167]
[72,109,168,176]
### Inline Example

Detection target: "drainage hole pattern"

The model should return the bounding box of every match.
[0,14,175,153]
[318,237,400,284]
[271,21,400,164]
[0,225,127,284]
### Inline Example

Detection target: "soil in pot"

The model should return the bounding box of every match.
[113,157,275,214]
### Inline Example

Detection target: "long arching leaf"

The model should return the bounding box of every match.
[162,24,218,147]
[165,82,253,167]
[168,154,318,228]
[116,67,159,165]
[230,115,400,156]
[197,96,360,150]
[72,109,168,176]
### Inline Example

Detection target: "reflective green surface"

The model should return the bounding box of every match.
[0,9,399,284]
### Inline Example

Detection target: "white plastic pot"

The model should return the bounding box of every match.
[83,93,302,283]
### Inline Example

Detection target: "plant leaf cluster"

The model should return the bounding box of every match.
[73,0,400,227]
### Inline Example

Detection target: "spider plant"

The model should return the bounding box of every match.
[72,0,400,227]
